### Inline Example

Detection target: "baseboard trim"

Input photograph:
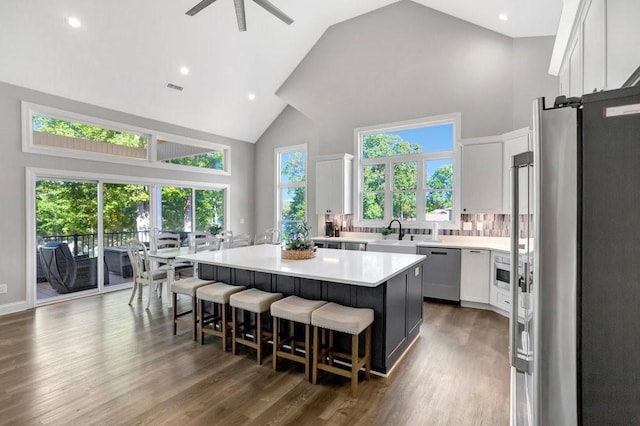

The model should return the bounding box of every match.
[0,301,29,316]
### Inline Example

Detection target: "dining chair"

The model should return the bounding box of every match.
[154,232,192,277]
[253,232,271,245]
[230,233,251,248]
[155,232,181,249]
[218,230,233,249]
[126,239,167,309]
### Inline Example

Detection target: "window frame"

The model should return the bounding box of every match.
[275,144,308,240]
[354,113,461,229]
[26,166,229,307]
[22,102,231,176]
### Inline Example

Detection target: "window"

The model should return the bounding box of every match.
[276,145,307,241]
[22,102,230,175]
[355,114,460,228]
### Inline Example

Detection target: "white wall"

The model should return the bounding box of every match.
[257,1,558,235]
[0,81,255,312]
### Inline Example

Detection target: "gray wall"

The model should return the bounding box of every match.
[254,106,319,233]
[0,81,255,310]
[512,37,559,128]
[257,0,558,235]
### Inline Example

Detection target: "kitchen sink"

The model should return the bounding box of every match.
[367,239,418,254]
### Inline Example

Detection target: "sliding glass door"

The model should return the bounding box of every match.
[35,178,99,302]
[102,183,150,286]
[32,172,227,305]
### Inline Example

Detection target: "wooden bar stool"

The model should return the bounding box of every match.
[229,288,283,364]
[311,302,374,398]
[271,296,327,379]
[196,283,246,350]
[171,277,216,341]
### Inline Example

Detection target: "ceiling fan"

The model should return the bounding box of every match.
[185,0,294,32]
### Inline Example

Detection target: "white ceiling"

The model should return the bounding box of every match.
[0,0,562,143]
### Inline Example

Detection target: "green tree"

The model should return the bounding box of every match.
[34,115,145,148]
[362,134,420,220]
[166,151,224,170]
[161,186,192,231]
[426,165,453,213]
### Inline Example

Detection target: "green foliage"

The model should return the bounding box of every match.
[362,133,453,221]
[33,115,146,148]
[161,186,191,231]
[36,180,98,237]
[380,227,392,236]
[426,165,453,213]
[166,151,224,170]
[195,189,224,232]
[362,134,421,159]
[282,151,305,183]
[285,221,314,251]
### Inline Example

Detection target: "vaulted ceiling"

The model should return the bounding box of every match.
[0,1,561,143]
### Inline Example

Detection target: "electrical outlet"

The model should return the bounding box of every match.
[0,284,7,294]
[463,221,472,231]
[476,221,484,231]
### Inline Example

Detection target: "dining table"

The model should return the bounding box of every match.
[147,246,193,308]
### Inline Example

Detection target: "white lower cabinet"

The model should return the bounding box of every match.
[460,249,490,303]
[490,287,511,314]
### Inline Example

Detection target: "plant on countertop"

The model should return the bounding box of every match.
[208,223,223,235]
[380,227,392,236]
[285,221,314,251]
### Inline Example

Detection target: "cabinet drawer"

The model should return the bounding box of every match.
[495,289,512,312]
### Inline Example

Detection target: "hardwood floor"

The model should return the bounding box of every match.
[0,291,510,425]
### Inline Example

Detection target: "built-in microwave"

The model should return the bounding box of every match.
[493,254,511,291]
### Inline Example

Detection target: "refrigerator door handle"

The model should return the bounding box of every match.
[511,152,533,374]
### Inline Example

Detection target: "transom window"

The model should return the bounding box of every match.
[23,102,230,175]
[355,114,460,228]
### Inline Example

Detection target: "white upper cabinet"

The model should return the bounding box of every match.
[558,0,640,95]
[460,140,503,214]
[606,0,640,88]
[315,154,353,215]
[502,128,532,214]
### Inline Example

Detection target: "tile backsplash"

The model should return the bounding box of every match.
[330,214,533,239]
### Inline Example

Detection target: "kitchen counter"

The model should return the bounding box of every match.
[177,244,424,287]
[179,244,425,374]
[313,234,518,253]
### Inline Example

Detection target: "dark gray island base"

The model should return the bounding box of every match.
[198,261,424,374]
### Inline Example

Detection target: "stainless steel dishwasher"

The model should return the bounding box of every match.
[417,247,461,302]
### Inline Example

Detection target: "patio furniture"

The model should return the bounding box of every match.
[104,246,133,278]
[39,242,107,294]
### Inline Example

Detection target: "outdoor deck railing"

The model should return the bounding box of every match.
[38,231,150,257]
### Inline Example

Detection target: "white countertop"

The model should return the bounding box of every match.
[177,244,425,287]
[312,234,516,252]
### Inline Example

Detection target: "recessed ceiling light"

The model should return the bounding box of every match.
[180,66,190,75]
[66,16,81,28]
[248,93,256,101]
[498,13,509,21]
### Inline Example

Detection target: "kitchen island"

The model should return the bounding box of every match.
[178,245,425,374]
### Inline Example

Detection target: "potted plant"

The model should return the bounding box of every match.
[282,221,315,260]
[380,227,392,240]
[208,223,222,236]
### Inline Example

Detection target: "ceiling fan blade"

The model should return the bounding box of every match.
[185,0,218,16]
[252,0,294,25]
[233,0,247,32]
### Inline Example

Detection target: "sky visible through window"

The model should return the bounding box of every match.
[383,123,453,153]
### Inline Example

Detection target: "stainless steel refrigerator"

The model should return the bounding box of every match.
[510,85,640,425]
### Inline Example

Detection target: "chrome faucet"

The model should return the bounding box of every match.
[387,219,404,240]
